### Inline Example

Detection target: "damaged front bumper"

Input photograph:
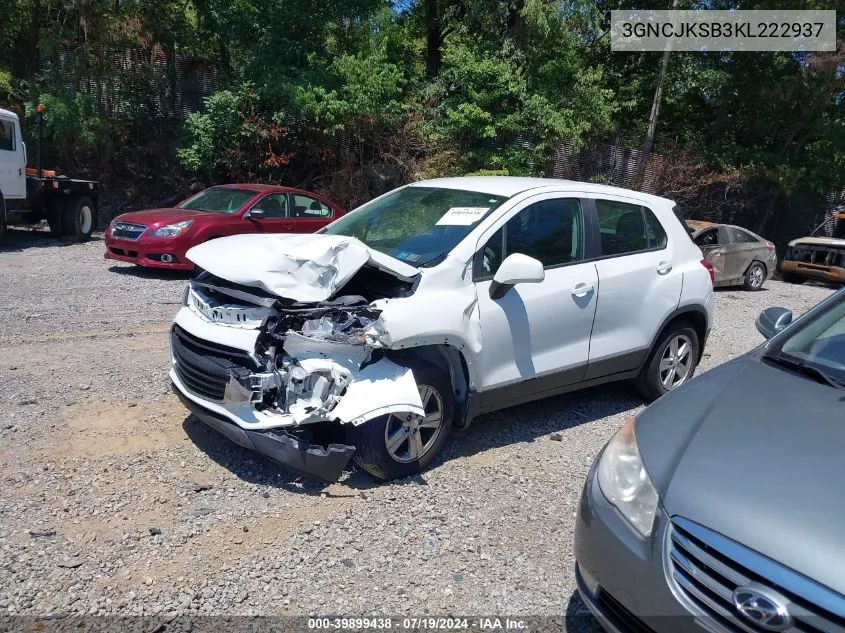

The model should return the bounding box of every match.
[172,384,356,481]
[169,305,424,480]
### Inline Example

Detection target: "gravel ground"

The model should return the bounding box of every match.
[0,227,837,629]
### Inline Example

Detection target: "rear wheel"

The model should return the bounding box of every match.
[782,272,805,284]
[347,359,454,481]
[62,195,96,241]
[743,261,766,291]
[635,323,700,401]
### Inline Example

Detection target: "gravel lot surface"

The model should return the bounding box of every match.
[0,228,838,629]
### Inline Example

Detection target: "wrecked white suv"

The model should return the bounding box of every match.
[169,177,715,481]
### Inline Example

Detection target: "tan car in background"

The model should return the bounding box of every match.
[780,212,845,286]
[687,220,777,291]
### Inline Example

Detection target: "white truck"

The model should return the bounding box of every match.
[0,106,100,244]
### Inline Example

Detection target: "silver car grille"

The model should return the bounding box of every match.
[668,517,845,633]
[111,222,147,240]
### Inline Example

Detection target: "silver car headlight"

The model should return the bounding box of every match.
[151,220,193,237]
[597,419,659,538]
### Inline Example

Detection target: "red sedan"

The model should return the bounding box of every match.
[104,184,344,271]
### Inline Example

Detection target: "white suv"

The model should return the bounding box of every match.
[169,177,714,481]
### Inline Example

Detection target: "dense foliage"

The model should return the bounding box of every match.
[0,0,842,234]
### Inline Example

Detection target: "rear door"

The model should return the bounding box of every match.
[290,193,335,233]
[473,194,599,402]
[245,192,294,233]
[586,196,683,378]
[725,226,763,279]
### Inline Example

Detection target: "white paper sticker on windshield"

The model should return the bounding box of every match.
[436,207,490,226]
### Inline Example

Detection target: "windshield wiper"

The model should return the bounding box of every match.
[764,354,845,389]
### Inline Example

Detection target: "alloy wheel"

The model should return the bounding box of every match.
[659,334,693,390]
[384,384,444,463]
[749,264,764,289]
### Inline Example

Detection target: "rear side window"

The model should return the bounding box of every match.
[476,198,584,277]
[596,199,667,256]
[728,227,759,244]
[292,194,332,218]
[0,120,14,152]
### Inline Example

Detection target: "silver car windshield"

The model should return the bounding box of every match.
[322,187,507,267]
[770,292,845,384]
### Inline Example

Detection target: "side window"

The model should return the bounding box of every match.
[252,193,288,218]
[695,228,719,247]
[596,199,653,256]
[643,208,668,248]
[0,120,14,152]
[728,227,759,244]
[292,194,332,218]
[476,198,584,277]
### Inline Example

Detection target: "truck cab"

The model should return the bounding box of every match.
[0,109,27,200]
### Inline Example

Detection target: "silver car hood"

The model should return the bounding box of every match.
[636,356,845,595]
[185,233,419,303]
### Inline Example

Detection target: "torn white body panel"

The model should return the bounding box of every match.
[171,306,423,430]
[185,233,418,303]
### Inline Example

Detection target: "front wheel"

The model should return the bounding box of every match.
[347,360,454,481]
[743,261,766,291]
[635,324,700,401]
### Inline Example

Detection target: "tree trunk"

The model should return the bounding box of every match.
[636,0,680,188]
[425,0,442,79]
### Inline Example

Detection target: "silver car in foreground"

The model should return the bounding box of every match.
[688,220,777,291]
[575,288,845,633]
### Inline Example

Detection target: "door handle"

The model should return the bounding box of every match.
[656,261,673,275]
[571,282,594,298]
[711,249,724,256]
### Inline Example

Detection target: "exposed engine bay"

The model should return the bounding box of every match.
[176,267,421,427]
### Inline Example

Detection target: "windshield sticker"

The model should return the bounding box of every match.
[436,207,490,226]
[396,251,422,262]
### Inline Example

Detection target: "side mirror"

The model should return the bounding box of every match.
[489,253,544,300]
[245,208,266,219]
[756,307,793,340]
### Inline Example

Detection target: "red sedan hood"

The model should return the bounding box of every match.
[112,208,219,228]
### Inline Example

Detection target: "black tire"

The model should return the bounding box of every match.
[635,323,700,402]
[62,195,97,241]
[743,261,766,291]
[781,272,805,285]
[47,197,65,237]
[347,359,454,481]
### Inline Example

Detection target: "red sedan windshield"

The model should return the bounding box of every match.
[179,187,259,214]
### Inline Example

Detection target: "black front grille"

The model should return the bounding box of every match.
[171,325,259,401]
[111,222,147,240]
[669,517,845,633]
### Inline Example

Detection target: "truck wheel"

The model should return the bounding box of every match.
[47,198,66,237]
[347,359,454,481]
[62,196,97,241]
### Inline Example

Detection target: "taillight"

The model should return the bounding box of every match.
[700,259,715,284]
[766,241,775,251]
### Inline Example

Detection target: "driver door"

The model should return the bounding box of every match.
[245,193,294,233]
[473,194,598,410]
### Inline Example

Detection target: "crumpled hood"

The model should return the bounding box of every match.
[636,356,845,595]
[185,233,419,303]
[788,236,845,248]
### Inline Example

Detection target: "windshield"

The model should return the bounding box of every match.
[179,187,259,214]
[322,186,507,267]
[766,291,845,386]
